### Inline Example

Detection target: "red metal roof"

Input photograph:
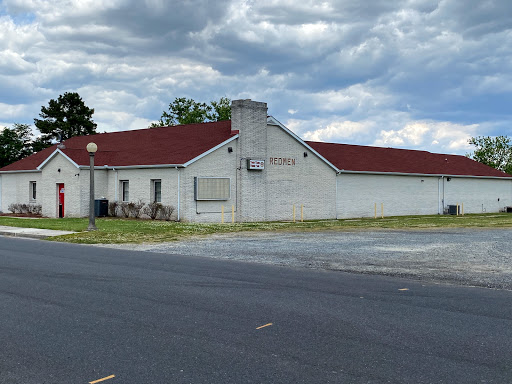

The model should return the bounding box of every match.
[307,141,512,178]
[0,120,235,171]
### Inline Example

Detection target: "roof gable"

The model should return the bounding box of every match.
[37,149,80,170]
[267,116,338,172]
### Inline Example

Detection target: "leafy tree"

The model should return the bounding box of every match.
[153,97,210,127]
[31,136,54,153]
[467,135,512,174]
[152,97,231,127]
[208,96,231,122]
[34,92,97,146]
[0,123,34,168]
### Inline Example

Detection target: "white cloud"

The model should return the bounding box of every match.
[300,84,395,117]
[303,120,372,142]
[0,102,30,120]
[94,110,154,133]
[374,121,479,152]
[0,16,44,51]
[284,111,483,155]
[376,122,430,146]
[0,49,36,74]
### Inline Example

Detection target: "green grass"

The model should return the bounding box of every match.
[1,213,512,244]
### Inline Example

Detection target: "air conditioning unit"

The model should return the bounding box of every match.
[447,205,460,215]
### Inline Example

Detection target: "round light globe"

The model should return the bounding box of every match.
[86,142,98,153]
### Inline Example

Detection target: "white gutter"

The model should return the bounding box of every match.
[442,176,445,213]
[336,169,512,180]
[78,163,185,170]
[113,168,118,202]
[0,170,41,174]
[335,172,340,219]
[438,176,443,214]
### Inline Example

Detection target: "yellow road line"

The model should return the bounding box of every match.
[89,375,115,384]
[256,323,273,329]
[398,288,409,291]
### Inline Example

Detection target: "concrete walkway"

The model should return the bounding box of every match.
[0,225,76,239]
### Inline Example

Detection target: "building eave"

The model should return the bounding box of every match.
[336,169,512,179]
[0,169,41,174]
[78,164,186,170]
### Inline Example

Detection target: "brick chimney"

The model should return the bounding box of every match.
[231,99,268,221]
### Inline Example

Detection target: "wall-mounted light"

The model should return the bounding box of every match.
[228,147,233,153]
[58,168,61,173]
[447,177,451,181]
[421,179,424,183]
[304,152,308,157]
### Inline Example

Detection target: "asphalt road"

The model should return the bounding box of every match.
[0,236,511,383]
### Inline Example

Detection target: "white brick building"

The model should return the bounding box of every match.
[1,99,511,221]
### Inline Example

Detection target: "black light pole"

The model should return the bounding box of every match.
[87,142,98,231]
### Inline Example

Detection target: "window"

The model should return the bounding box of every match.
[195,177,230,200]
[152,179,161,203]
[121,181,129,202]
[29,181,37,201]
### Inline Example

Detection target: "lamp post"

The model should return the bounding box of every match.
[87,142,98,231]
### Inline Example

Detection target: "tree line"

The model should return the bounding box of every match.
[1,93,511,175]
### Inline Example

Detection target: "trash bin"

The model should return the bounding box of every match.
[94,198,108,217]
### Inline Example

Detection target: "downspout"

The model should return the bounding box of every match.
[438,176,441,214]
[335,171,341,219]
[237,157,246,222]
[176,166,180,221]
[441,175,445,214]
[113,168,118,201]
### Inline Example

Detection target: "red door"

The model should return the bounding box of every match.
[58,183,65,218]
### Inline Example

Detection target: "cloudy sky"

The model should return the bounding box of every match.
[1,0,511,154]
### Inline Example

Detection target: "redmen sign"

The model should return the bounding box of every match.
[269,157,296,166]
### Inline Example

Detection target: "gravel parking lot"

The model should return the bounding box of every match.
[104,228,512,290]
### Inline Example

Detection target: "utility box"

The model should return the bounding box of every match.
[447,205,460,215]
[94,198,108,217]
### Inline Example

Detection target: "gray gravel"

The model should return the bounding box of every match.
[100,228,512,290]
